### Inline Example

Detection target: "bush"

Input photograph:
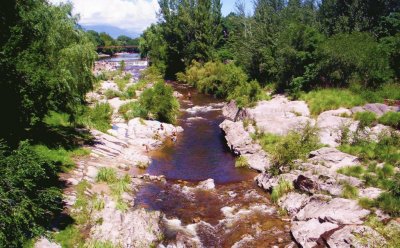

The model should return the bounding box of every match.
[78,103,112,133]
[261,123,321,173]
[235,156,249,168]
[271,179,294,203]
[354,111,377,128]
[118,101,148,121]
[379,112,400,129]
[0,142,62,247]
[178,61,265,107]
[139,82,180,124]
[300,88,366,115]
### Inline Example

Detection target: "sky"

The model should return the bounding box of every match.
[49,0,253,38]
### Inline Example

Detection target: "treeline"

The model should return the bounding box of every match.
[87,30,140,55]
[140,0,400,97]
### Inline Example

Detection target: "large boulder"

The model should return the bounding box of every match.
[222,100,248,121]
[291,219,338,248]
[245,96,314,135]
[352,103,397,117]
[295,198,370,225]
[220,120,270,171]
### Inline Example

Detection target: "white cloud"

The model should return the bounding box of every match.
[50,0,160,34]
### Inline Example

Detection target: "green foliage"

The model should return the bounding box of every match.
[85,240,116,248]
[339,131,400,166]
[300,88,366,115]
[363,215,400,247]
[78,103,112,133]
[341,181,359,199]
[118,101,147,121]
[379,112,400,129]
[139,82,180,124]
[257,123,321,173]
[179,61,265,107]
[354,111,377,128]
[337,166,366,178]
[235,156,249,168]
[104,89,122,99]
[271,179,294,203]
[32,145,89,172]
[0,142,62,247]
[0,1,96,142]
[115,74,131,91]
[375,192,400,216]
[96,168,118,184]
[54,225,85,248]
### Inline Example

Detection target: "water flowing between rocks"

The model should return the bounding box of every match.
[110,54,293,247]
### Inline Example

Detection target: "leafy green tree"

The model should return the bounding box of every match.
[139,24,168,74]
[0,0,96,144]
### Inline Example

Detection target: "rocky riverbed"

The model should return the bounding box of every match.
[220,96,400,247]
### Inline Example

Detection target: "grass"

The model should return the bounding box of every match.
[360,215,400,247]
[379,112,400,129]
[115,74,132,91]
[78,103,113,133]
[271,178,294,203]
[96,167,118,184]
[118,101,147,121]
[354,111,377,128]
[85,240,116,248]
[32,145,90,172]
[341,181,359,199]
[235,156,249,168]
[104,89,122,99]
[300,88,366,115]
[299,83,400,115]
[54,225,85,248]
[136,161,149,169]
[339,131,400,166]
[255,123,321,174]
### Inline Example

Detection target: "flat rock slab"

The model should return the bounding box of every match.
[308,147,359,172]
[295,198,370,225]
[278,192,310,216]
[291,219,338,248]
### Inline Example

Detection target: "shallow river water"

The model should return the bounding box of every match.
[107,54,293,247]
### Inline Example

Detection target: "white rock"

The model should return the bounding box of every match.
[291,219,338,248]
[197,179,215,190]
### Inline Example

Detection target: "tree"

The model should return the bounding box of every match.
[0,0,96,144]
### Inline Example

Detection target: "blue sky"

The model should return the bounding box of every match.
[50,0,253,38]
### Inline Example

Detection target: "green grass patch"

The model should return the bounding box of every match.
[271,178,294,203]
[339,131,400,166]
[104,89,122,99]
[255,123,321,174]
[235,156,249,168]
[54,225,85,248]
[78,103,112,133]
[379,112,400,129]
[341,181,359,199]
[362,215,400,247]
[118,101,147,121]
[32,145,89,172]
[115,74,131,91]
[96,167,118,184]
[354,111,377,128]
[300,88,366,115]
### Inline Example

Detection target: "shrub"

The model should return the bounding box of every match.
[115,73,132,91]
[179,61,265,107]
[379,112,400,129]
[263,123,321,173]
[79,103,112,133]
[354,111,377,128]
[118,101,148,121]
[139,82,180,124]
[96,167,118,184]
[235,156,249,168]
[0,142,62,247]
[375,192,400,216]
[271,179,294,203]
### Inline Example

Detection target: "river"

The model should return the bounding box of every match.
[103,54,293,247]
